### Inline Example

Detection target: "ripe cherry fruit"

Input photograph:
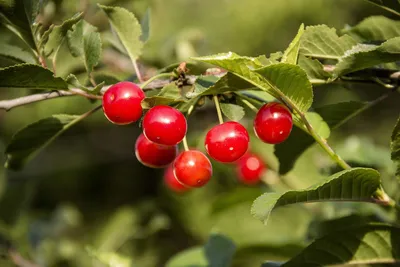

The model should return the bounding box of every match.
[173,150,212,188]
[135,133,178,168]
[102,81,145,125]
[205,121,250,163]
[142,105,187,146]
[254,102,293,144]
[163,164,190,193]
[236,153,266,185]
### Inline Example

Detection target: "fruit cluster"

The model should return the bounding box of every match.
[102,81,293,193]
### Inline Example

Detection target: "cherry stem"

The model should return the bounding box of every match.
[213,95,224,124]
[132,60,144,83]
[182,136,189,151]
[140,72,175,89]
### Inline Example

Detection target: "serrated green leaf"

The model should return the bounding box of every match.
[0,43,36,63]
[283,224,400,267]
[282,24,304,64]
[193,53,313,113]
[42,13,83,56]
[365,0,400,16]
[334,37,400,77]
[98,4,143,62]
[251,168,382,224]
[220,103,245,121]
[66,19,84,57]
[255,63,313,113]
[83,24,101,75]
[0,63,67,90]
[343,16,400,42]
[140,8,151,43]
[188,73,254,98]
[391,116,400,177]
[298,55,331,83]
[300,25,357,59]
[142,96,185,109]
[275,101,366,174]
[65,74,103,94]
[5,114,80,170]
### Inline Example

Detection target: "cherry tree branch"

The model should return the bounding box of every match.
[0,75,198,112]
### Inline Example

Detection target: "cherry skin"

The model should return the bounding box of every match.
[254,102,293,144]
[163,164,190,193]
[142,105,187,146]
[205,121,250,163]
[102,81,145,125]
[236,153,266,185]
[135,133,178,168]
[173,150,212,188]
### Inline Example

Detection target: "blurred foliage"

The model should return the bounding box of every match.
[0,0,399,267]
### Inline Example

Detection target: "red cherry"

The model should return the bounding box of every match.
[173,150,212,188]
[236,153,266,185]
[135,133,178,168]
[102,81,145,125]
[142,105,187,146]
[254,102,293,144]
[205,121,250,163]
[163,165,190,193]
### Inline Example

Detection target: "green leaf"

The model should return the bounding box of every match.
[188,73,253,98]
[391,116,400,177]
[255,63,313,113]
[5,115,80,170]
[282,24,304,64]
[193,53,313,113]
[343,15,400,42]
[157,82,182,99]
[300,25,357,59]
[140,8,151,43]
[0,43,36,63]
[42,12,83,56]
[166,234,236,267]
[333,37,400,77]
[365,0,400,16]
[65,74,104,94]
[298,55,331,83]
[275,101,366,174]
[66,19,84,57]
[142,83,185,109]
[83,24,101,75]
[220,103,245,121]
[0,64,68,90]
[282,224,400,266]
[98,4,143,62]
[251,168,382,224]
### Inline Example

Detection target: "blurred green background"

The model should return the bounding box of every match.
[0,0,399,266]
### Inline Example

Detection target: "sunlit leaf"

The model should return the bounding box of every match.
[220,103,245,121]
[282,24,304,64]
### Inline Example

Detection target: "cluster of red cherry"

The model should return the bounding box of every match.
[102,81,293,193]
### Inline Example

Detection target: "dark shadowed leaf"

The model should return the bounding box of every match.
[283,224,400,267]
[5,115,80,170]
[251,168,382,223]
[0,64,67,90]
